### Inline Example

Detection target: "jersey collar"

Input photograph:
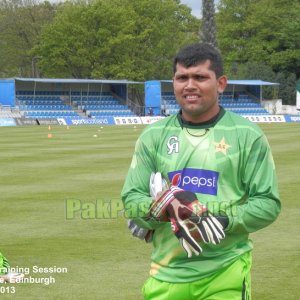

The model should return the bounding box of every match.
[177,106,226,129]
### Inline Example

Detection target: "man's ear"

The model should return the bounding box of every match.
[217,75,227,93]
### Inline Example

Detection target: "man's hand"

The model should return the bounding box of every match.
[150,185,226,257]
[127,172,167,243]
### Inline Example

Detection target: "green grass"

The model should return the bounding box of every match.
[0,123,299,299]
[251,123,300,300]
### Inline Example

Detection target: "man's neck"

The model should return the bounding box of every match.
[178,106,225,128]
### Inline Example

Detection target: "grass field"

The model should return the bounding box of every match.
[0,123,299,299]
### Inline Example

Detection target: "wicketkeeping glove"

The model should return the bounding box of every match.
[150,185,226,257]
[127,219,154,242]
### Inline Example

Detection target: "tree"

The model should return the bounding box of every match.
[0,0,56,77]
[200,0,218,47]
[217,0,300,76]
[216,0,300,104]
[32,0,199,80]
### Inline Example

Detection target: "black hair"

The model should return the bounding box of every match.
[173,43,224,78]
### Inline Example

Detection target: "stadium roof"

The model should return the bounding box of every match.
[161,79,279,85]
[14,77,143,85]
[227,80,279,86]
[14,78,279,86]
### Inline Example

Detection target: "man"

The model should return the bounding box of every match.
[148,107,154,116]
[122,43,281,300]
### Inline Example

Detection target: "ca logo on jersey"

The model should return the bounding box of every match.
[167,136,179,155]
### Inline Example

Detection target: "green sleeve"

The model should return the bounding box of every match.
[121,135,163,230]
[225,135,281,234]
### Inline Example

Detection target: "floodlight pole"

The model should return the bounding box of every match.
[31,56,42,78]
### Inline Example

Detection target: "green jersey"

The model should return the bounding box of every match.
[121,108,281,283]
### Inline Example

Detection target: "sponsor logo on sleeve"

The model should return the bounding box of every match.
[168,168,219,195]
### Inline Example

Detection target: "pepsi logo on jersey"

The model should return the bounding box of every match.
[168,168,219,195]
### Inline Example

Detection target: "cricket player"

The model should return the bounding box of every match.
[122,43,281,299]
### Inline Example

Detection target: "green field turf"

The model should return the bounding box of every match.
[0,123,299,299]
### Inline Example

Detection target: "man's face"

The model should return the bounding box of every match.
[173,60,227,123]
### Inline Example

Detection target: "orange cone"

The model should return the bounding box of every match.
[48,133,53,138]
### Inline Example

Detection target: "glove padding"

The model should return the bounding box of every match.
[127,219,154,242]
[150,185,226,257]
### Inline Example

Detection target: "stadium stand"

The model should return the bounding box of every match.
[161,91,270,116]
[71,91,135,118]
[16,90,79,119]
[16,90,136,119]
[1,79,278,120]
[0,78,282,121]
